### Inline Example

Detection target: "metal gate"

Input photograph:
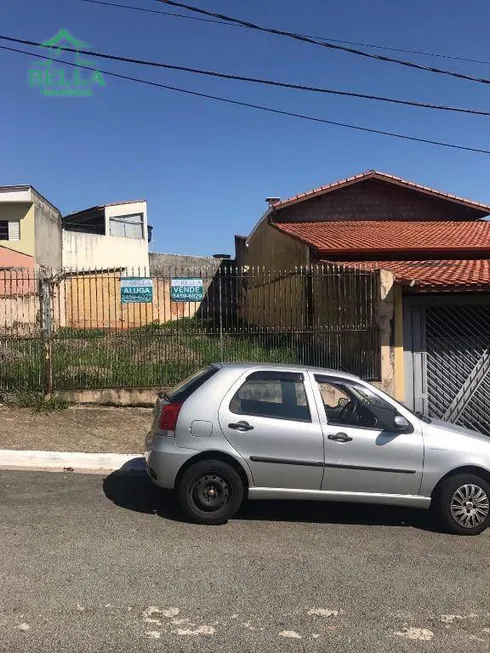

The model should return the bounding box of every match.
[426,304,490,436]
[405,297,490,436]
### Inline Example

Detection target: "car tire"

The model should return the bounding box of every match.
[177,459,244,525]
[435,474,490,535]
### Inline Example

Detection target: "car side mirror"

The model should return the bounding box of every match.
[394,415,411,432]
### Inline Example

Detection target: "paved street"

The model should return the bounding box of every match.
[1,470,489,652]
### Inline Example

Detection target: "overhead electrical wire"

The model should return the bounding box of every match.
[2,34,490,118]
[79,0,490,68]
[158,0,490,88]
[2,43,490,155]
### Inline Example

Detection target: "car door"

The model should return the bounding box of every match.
[218,369,324,489]
[311,374,423,496]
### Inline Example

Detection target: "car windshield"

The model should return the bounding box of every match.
[349,384,394,409]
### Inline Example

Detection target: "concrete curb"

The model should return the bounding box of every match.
[0,450,146,475]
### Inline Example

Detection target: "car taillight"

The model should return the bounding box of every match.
[159,402,182,433]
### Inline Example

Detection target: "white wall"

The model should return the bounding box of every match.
[0,187,33,203]
[62,200,150,272]
[62,230,150,272]
[104,201,148,240]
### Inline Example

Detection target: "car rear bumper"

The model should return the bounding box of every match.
[145,436,197,490]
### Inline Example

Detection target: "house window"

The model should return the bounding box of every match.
[109,213,144,239]
[0,220,20,241]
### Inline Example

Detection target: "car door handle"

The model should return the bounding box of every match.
[328,432,353,443]
[228,421,254,432]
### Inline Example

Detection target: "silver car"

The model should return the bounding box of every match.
[145,363,490,534]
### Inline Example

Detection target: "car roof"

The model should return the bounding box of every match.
[212,362,360,380]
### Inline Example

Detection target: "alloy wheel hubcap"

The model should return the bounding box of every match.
[450,484,489,528]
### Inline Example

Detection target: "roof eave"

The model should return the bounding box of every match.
[246,206,274,244]
[317,247,490,258]
[403,282,490,293]
[62,206,104,222]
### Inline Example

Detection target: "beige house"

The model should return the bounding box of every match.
[0,185,62,268]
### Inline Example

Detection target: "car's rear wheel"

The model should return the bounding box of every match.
[435,474,490,535]
[178,459,244,525]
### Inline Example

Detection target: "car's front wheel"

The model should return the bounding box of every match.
[436,474,490,535]
[177,459,244,525]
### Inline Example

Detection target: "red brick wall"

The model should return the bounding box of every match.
[273,179,484,223]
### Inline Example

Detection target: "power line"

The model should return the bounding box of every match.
[79,0,490,68]
[159,0,490,88]
[80,0,234,25]
[2,34,490,118]
[3,44,490,155]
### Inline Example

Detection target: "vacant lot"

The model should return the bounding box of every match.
[0,406,151,453]
[1,322,299,392]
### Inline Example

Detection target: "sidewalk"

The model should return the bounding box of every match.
[0,405,151,474]
[0,449,145,474]
[0,406,151,454]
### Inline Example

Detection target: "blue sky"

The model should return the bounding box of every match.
[2,0,490,255]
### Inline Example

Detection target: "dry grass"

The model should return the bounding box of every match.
[130,338,203,365]
[0,406,152,454]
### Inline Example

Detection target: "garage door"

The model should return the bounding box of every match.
[425,304,490,436]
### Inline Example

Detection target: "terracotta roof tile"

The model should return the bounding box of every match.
[319,259,490,291]
[274,220,490,255]
[273,170,490,214]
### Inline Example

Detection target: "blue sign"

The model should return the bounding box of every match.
[171,278,204,302]
[121,278,153,303]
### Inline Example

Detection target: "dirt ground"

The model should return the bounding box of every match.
[0,406,152,453]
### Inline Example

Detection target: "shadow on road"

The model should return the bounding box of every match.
[103,468,441,532]
[103,469,183,521]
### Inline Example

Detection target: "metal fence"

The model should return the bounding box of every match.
[0,264,381,394]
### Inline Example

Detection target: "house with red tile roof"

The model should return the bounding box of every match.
[273,220,490,292]
[236,171,490,435]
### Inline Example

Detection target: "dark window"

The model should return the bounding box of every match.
[315,376,396,430]
[0,221,8,239]
[63,209,105,234]
[230,371,311,422]
[166,366,218,403]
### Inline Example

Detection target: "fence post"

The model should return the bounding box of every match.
[218,268,224,361]
[39,272,53,396]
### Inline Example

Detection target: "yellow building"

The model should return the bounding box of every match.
[0,185,62,268]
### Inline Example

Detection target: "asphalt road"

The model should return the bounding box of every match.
[1,470,490,653]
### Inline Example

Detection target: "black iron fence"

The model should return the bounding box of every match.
[0,264,381,394]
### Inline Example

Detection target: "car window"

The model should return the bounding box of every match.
[167,366,218,403]
[315,376,396,430]
[319,383,351,409]
[352,384,396,410]
[230,371,311,422]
